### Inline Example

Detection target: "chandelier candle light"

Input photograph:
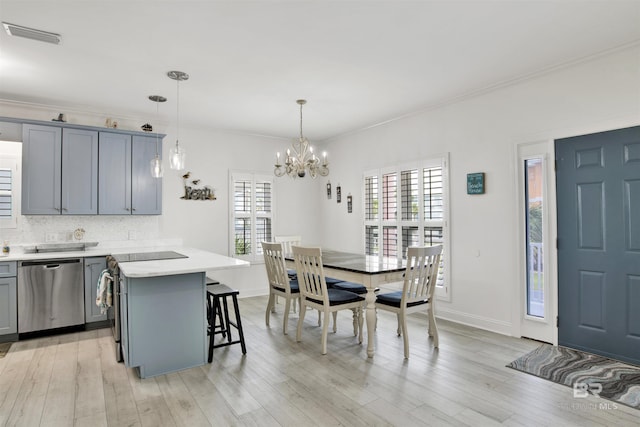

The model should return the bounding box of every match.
[149,95,166,178]
[274,99,329,178]
[168,70,188,171]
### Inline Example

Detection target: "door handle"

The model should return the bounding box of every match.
[44,264,61,270]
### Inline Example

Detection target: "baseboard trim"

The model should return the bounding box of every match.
[435,306,513,336]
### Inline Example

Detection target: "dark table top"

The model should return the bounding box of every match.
[287,249,406,275]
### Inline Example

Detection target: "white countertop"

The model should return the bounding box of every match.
[115,247,249,278]
[0,245,249,278]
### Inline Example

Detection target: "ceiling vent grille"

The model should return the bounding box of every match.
[2,22,60,44]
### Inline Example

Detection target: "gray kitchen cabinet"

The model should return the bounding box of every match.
[0,262,17,337]
[22,124,98,215]
[84,256,107,323]
[99,132,132,214]
[132,135,162,215]
[98,132,162,215]
[22,124,62,214]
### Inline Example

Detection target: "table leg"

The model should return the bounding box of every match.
[365,287,376,358]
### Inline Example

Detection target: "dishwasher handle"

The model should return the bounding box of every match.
[20,258,82,268]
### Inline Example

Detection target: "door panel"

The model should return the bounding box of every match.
[556,125,640,365]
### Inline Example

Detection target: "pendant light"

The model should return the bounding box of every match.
[167,70,188,170]
[148,95,166,178]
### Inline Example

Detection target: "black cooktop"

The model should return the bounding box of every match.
[112,251,188,263]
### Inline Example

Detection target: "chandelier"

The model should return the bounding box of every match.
[274,99,329,178]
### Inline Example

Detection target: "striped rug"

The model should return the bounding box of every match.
[507,344,640,410]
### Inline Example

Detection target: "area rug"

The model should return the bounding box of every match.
[507,344,640,410]
[0,342,11,358]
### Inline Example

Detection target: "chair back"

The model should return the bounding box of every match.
[262,241,293,293]
[292,245,329,305]
[274,235,302,255]
[402,245,443,304]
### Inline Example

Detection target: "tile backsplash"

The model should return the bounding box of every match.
[1,215,161,246]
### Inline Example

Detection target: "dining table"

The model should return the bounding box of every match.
[286,249,406,358]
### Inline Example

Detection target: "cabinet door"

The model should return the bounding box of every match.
[84,256,107,323]
[132,135,162,215]
[0,277,17,335]
[99,132,132,214]
[22,124,62,214]
[62,128,98,214]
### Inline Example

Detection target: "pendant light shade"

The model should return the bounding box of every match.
[168,70,189,171]
[148,95,166,178]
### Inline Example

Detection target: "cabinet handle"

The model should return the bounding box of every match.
[55,207,61,212]
[62,207,68,212]
[132,207,136,212]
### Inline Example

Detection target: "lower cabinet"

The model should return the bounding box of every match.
[84,256,107,323]
[120,272,206,378]
[0,262,18,336]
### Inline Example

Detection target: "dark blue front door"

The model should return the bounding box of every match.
[556,125,640,365]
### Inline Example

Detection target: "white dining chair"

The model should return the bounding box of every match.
[262,241,300,334]
[274,235,302,311]
[375,245,443,358]
[293,245,365,355]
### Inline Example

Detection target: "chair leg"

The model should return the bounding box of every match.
[401,313,410,359]
[322,311,330,355]
[429,306,439,348]
[283,297,291,335]
[396,313,402,336]
[317,309,322,327]
[332,312,338,333]
[351,308,358,336]
[296,303,307,342]
[222,296,233,344]
[358,308,364,344]
[292,298,297,313]
[265,292,275,327]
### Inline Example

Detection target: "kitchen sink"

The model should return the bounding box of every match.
[23,241,99,253]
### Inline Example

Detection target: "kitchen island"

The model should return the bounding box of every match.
[115,247,249,378]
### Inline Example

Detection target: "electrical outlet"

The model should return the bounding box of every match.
[45,232,57,242]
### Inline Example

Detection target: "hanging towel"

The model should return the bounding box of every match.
[96,269,113,314]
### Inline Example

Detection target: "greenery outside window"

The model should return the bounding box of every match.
[229,171,273,263]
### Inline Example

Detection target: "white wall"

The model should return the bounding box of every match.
[318,45,640,335]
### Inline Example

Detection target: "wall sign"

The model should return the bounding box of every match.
[467,172,485,194]
[181,172,216,200]
[336,185,342,203]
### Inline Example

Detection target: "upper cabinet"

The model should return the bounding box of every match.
[19,120,164,216]
[99,132,132,214]
[132,135,162,215]
[22,124,98,215]
[99,133,161,215]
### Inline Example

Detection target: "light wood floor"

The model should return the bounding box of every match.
[0,295,638,426]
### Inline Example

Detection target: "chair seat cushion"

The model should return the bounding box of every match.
[331,281,367,294]
[308,288,365,306]
[274,279,300,293]
[325,276,344,286]
[376,291,429,308]
[287,269,297,279]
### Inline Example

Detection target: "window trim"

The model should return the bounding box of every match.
[228,170,274,264]
[364,154,450,301]
[0,155,19,229]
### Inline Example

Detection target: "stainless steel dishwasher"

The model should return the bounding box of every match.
[18,258,85,333]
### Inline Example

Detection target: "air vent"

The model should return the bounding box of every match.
[2,22,60,44]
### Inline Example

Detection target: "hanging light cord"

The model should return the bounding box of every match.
[299,101,304,140]
[176,78,180,147]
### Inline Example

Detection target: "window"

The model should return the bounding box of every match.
[229,172,273,262]
[364,155,449,299]
[0,155,19,229]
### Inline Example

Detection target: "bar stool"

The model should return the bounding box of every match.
[206,278,225,338]
[207,283,247,362]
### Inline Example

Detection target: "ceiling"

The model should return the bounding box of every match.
[1,1,639,141]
